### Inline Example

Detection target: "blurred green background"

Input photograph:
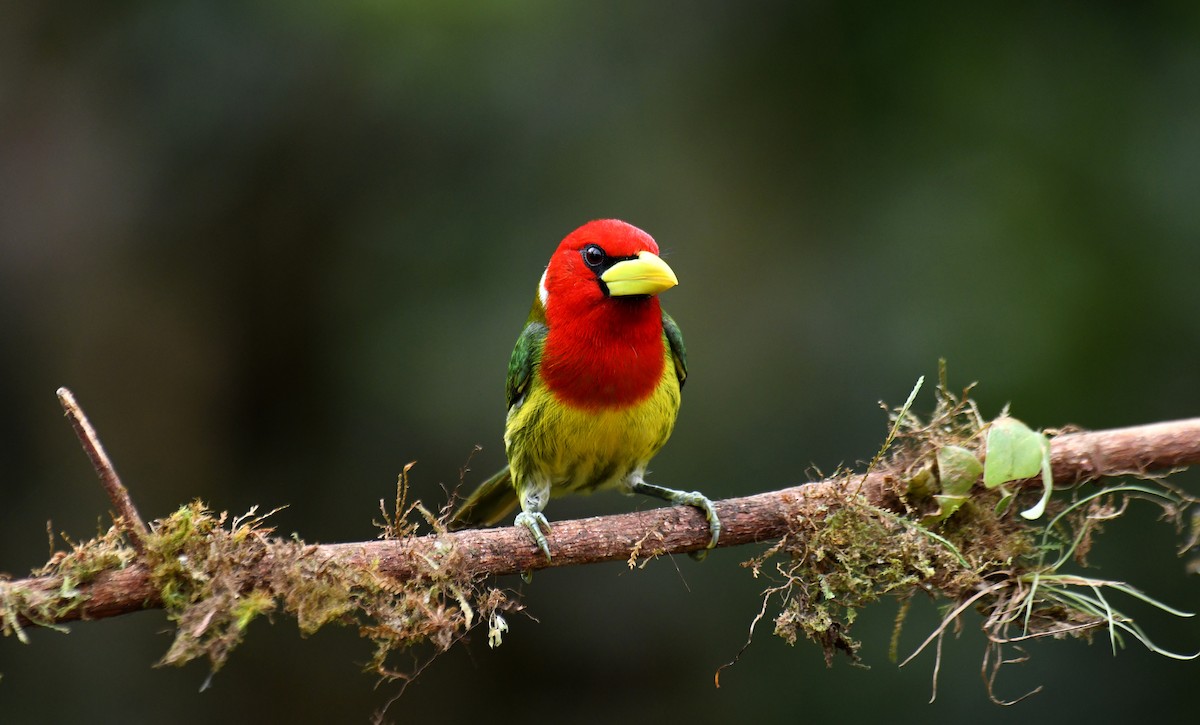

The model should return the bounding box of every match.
[2,1,1198,723]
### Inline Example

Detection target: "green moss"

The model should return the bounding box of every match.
[133,499,516,680]
[281,559,355,636]
[755,498,971,666]
[1,522,140,642]
[744,365,1196,703]
[3,484,516,697]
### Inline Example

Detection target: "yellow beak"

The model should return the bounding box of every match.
[600,251,679,297]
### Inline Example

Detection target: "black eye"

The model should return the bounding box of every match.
[581,244,606,268]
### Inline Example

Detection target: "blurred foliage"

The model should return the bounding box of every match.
[1,1,1198,723]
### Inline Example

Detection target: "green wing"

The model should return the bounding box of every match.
[662,311,687,388]
[506,321,548,410]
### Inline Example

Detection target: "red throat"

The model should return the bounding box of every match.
[541,296,666,409]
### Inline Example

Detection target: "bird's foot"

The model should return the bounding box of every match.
[630,481,721,560]
[678,491,721,561]
[514,510,553,562]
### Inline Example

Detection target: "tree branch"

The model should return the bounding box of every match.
[55,387,150,553]
[8,416,1200,629]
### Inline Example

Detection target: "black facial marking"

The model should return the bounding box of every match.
[580,244,639,297]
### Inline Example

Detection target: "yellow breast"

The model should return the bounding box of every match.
[504,343,681,497]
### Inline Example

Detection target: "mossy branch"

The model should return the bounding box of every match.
[3,386,1199,710]
[6,414,1200,629]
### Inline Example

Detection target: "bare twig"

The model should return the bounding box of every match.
[9,416,1200,628]
[1049,418,1200,481]
[55,387,150,554]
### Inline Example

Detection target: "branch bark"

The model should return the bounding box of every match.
[8,417,1200,629]
[56,387,150,553]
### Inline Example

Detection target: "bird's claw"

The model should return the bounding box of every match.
[630,481,721,561]
[514,510,553,561]
[664,489,721,548]
[677,491,720,561]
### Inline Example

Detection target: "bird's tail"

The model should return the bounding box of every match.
[449,466,518,529]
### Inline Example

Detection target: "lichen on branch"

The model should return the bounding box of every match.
[732,371,1198,703]
[3,375,1200,708]
[3,489,519,689]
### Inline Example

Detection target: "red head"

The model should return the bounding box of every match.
[540,219,677,322]
[537,219,679,408]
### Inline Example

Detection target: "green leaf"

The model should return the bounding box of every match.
[906,465,937,499]
[995,487,1014,516]
[919,446,983,526]
[919,494,968,526]
[983,417,1043,487]
[982,416,1053,520]
[1020,440,1054,521]
[937,445,982,497]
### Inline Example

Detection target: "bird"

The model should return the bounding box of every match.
[449,219,720,561]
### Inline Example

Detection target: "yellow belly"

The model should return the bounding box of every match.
[504,353,681,497]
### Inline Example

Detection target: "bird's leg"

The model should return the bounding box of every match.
[629,479,721,559]
[513,479,553,561]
